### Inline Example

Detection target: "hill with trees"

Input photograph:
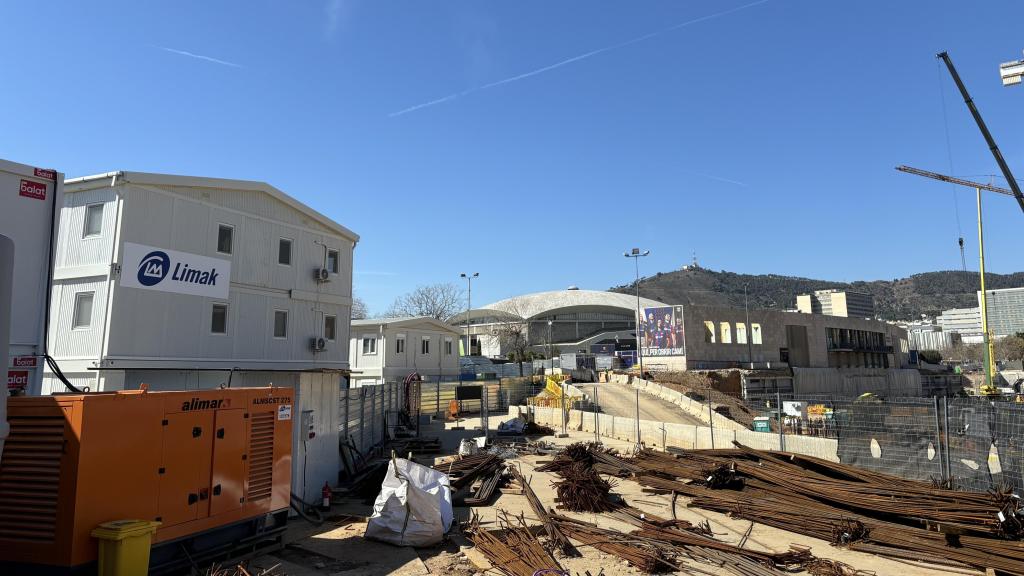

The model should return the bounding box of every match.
[610,267,1024,320]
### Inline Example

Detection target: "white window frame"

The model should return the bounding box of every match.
[327,249,340,274]
[83,203,104,238]
[736,323,748,345]
[278,237,293,266]
[324,315,337,341]
[72,292,95,330]
[211,303,228,335]
[421,336,431,355]
[362,335,378,355]
[273,309,289,339]
[445,338,453,356]
[217,223,234,255]
[396,334,406,354]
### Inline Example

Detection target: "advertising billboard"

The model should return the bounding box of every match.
[640,305,685,357]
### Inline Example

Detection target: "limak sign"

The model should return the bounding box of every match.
[120,242,231,299]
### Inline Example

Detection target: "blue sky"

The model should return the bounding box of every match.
[2,1,1023,314]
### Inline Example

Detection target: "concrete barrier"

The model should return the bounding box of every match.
[508,404,839,462]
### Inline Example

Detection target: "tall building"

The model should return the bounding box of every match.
[938,307,984,344]
[903,319,960,351]
[796,289,875,319]
[980,287,1024,337]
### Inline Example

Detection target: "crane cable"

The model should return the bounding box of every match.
[936,58,967,273]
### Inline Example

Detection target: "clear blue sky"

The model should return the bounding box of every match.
[3,1,1023,314]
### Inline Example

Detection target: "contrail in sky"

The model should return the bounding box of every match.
[389,0,769,117]
[156,46,244,68]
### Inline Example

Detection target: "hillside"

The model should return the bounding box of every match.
[610,268,1024,320]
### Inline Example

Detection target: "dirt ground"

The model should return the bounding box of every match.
[243,417,976,576]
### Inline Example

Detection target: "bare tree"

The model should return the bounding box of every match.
[996,334,1024,363]
[491,298,533,375]
[385,283,464,321]
[351,296,369,320]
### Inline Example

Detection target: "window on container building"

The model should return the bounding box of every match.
[211,303,228,334]
[83,204,103,238]
[273,310,288,338]
[324,315,336,341]
[278,238,292,265]
[217,224,233,254]
[421,337,430,355]
[327,249,339,273]
[72,292,94,329]
[396,335,406,354]
[704,321,716,343]
[445,338,453,356]
[751,324,762,345]
[362,336,377,354]
[720,322,732,344]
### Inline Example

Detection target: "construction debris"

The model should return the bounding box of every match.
[464,511,562,576]
[464,466,505,506]
[388,436,442,454]
[629,443,1024,575]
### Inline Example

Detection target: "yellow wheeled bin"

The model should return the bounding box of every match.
[91,520,161,576]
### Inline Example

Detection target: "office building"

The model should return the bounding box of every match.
[349,316,462,387]
[938,307,984,344]
[980,287,1024,338]
[796,289,875,319]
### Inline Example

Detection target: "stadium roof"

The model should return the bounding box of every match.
[449,289,670,323]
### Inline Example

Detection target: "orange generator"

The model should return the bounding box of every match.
[0,387,293,574]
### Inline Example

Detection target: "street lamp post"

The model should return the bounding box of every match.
[624,248,649,449]
[460,273,479,361]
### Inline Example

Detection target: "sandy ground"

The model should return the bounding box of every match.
[576,382,705,426]
[242,417,978,576]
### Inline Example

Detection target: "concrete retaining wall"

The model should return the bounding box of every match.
[508,405,839,462]
[604,373,747,432]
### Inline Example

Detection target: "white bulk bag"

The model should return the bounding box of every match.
[365,457,453,547]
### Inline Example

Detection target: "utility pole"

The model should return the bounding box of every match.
[624,248,649,450]
[744,283,753,369]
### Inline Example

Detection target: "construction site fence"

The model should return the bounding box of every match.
[400,376,547,417]
[593,373,1024,494]
[338,381,405,463]
[739,393,1024,494]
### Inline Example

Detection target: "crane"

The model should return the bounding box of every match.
[937,51,1024,215]
[895,165,1003,396]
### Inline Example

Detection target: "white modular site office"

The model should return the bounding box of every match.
[45,170,359,501]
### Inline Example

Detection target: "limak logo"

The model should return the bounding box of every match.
[121,243,231,299]
[138,251,170,286]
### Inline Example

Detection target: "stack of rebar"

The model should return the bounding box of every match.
[464,511,562,576]
[432,453,503,489]
[552,462,619,513]
[506,465,578,557]
[629,443,1024,575]
[536,442,643,477]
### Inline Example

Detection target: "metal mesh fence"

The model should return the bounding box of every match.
[337,381,403,465]
[738,392,1024,493]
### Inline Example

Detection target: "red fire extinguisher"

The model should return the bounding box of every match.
[321,481,332,510]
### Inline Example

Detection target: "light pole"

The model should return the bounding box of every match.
[547,320,554,372]
[624,248,649,449]
[460,273,478,361]
[744,283,753,369]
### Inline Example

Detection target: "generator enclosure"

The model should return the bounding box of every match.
[0,158,63,396]
[0,387,293,571]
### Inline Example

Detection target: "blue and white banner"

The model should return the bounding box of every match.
[120,242,231,299]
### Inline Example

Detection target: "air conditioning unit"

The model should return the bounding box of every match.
[310,337,327,352]
[313,268,331,282]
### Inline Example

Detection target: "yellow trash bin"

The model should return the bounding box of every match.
[91,520,161,576]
